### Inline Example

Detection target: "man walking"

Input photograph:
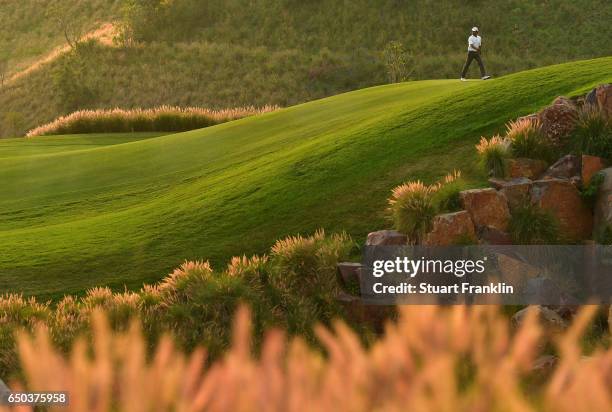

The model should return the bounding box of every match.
[461,27,491,81]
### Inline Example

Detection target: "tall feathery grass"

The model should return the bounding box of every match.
[506,117,555,162]
[388,170,464,242]
[25,105,280,137]
[476,135,511,177]
[0,230,353,378]
[3,304,612,411]
[571,105,612,160]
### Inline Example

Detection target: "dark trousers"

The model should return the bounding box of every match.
[461,51,486,78]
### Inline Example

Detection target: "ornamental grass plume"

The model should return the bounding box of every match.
[5,305,612,412]
[475,134,510,177]
[25,105,280,137]
[388,171,466,242]
[505,117,555,161]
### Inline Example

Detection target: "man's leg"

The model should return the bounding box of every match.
[474,53,487,78]
[461,52,474,78]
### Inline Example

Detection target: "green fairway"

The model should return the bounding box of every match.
[1,57,611,299]
[0,133,167,159]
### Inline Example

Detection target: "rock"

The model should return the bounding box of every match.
[496,254,541,288]
[582,155,606,186]
[530,179,593,241]
[594,168,612,234]
[569,176,582,188]
[512,305,568,331]
[507,158,548,180]
[423,211,476,246]
[596,84,612,117]
[336,292,394,334]
[516,113,538,124]
[541,155,580,180]
[337,262,362,287]
[479,227,513,245]
[460,188,510,231]
[492,177,532,209]
[366,230,407,246]
[537,101,578,145]
[531,355,558,375]
[585,88,598,106]
[552,96,575,107]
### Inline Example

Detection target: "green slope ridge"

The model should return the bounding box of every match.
[1,57,611,299]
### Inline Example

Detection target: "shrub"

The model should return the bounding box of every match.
[509,202,561,244]
[269,230,353,335]
[0,230,353,378]
[12,305,612,411]
[506,117,555,162]
[571,105,612,160]
[25,105,279,137]
[476,135,510,177]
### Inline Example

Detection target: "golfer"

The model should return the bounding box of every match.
[460,27,491,81]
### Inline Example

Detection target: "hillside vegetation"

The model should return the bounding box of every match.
[1,57,611,300]
[1,0,611,137]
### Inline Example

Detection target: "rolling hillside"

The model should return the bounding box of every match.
[1,0,611,137]
[1,57,611,299]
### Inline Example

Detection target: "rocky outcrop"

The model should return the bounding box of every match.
[596,84,612,117]
[594,168,612,235]
[537,99,578,144]
[541,155,580,180]
[490,177,532,209]
[366,230,407,246]
[423,211,476,246]
[530,179,593,241]
[582,155,606,186]
[507,158,548,180]
[479,227,513,245]
[460,188,510,231]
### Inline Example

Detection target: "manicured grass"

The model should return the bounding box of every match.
[0,133,166,159]
[1,57,611,300]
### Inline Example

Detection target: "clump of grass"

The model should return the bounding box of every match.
[571,105,612,160]
[476,135,510,177]
[431,170,467,213]
[25,105,280,137]
[389,170,465,242]
[509,202,561,244]
[388,180,438,243]
[506,117,555,162]
[0,230,354,378]
[581,171,606,208]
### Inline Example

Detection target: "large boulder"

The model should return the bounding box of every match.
[596,84,612,117]
[511,305,568,332]
[541,155,580,180]
[479,227,513,245]
[537,100,578,145]
[337,262,362,287]
[507,158,548,180]
[366,230,407,246]
[460,188,510,231]
[582,154,606,186]
[423,210,476,246]
[530,179,593,241]
[490,177,532,209]
[594,168,612,235]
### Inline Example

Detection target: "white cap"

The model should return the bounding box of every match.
[472,26,479,32]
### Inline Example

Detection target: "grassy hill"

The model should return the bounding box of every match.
[1,57,611,300]
[1,0,611,137]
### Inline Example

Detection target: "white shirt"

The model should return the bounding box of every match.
[468,35,481,52]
